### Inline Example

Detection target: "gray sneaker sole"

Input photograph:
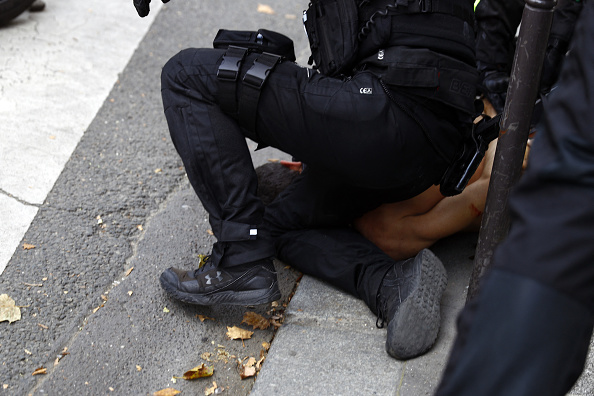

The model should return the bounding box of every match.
[386,248,448,360]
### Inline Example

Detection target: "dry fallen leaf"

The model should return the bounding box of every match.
[180,363,214,380]
[23,243,35,250]
[32,367,47,376]
[153,388,181,396]
[241,312,270,330]
[262,342,270,351]
[256,356,266,371]
[201,352,212,361]
[0,294,21,323]
[163,307,170,313]
[197,315,215,322]
[136,365,142,371]
[125,267,134,277]
[226,326,253,341]
[245,357,257,367]
[240,365,256,379]
[257,4,275,14]
[128,291,133,296]
[205,381,218,395]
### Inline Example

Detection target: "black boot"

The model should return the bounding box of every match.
[160,257,281,306]
[376,249,448,360]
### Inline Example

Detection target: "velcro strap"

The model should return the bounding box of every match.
[212,219,259,242]
[217,46,248,114]
[239,53,282,132]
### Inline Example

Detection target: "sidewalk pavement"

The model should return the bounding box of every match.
[1,1,593,395]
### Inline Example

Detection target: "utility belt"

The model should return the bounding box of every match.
[303,0,475,77]
[361,46,478,114]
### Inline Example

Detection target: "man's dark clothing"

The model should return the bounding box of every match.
[435,1,594,394]
[160,1,476,313]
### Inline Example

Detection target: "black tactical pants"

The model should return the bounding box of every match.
[436,2,594,395]
[160,48,464,312]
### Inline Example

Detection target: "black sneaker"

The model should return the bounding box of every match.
[377,249,448,360]
[159,258,281,306]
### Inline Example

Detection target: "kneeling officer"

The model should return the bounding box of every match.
[134,0,479,360]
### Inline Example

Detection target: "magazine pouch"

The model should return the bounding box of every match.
[303,0,359,76]
[213,29,296,61]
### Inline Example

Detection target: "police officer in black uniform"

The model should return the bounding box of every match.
[134,0,477,360]
[434,0,593,394]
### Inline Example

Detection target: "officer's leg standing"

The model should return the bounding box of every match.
[435,2,594,394]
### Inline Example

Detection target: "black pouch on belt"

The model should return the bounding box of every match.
[303,0,359,76]
[213,29,296,61]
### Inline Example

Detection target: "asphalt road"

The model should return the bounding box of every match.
[0,1,308,394]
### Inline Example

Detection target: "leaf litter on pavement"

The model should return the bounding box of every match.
[0,294,21,323]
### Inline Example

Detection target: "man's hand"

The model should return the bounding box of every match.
[134,0,170,18]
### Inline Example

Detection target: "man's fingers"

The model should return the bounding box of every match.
[134,0,151,17]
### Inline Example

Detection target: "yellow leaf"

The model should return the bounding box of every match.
[257,4,275,14]
[163,307,170,313]
[205,381,218,395]
[153,388,181,396]
[23,243,35,250]
[0,294,21,323]
[197,315,214,322]
[241,312,270,330]
[262,342,270,351]
[136,365,142,371]
[125,267,134,276]
[32,367,47,376]
[226,326,253,341]
[240,365,256,379]
[198,254,210,268]
[181,363,214,380]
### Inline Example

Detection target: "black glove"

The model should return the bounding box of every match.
[477,62,509,114]
[540,37,569,94]
[134,0,170,18]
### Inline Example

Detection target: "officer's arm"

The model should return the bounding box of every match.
[475,0,524,113]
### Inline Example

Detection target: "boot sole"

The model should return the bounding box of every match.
[386,249,448,360]
[159,273,281,306]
